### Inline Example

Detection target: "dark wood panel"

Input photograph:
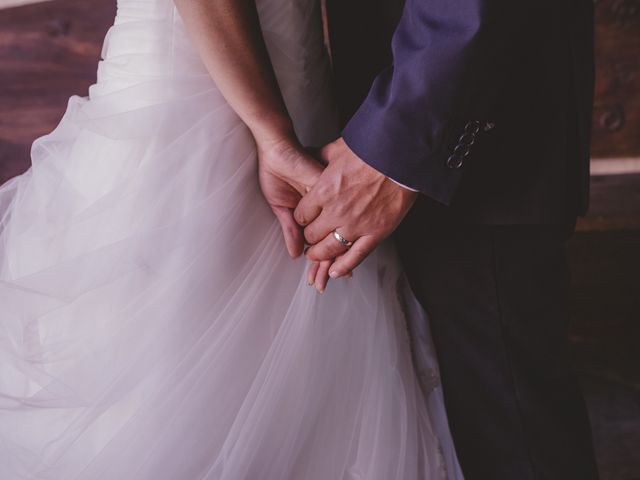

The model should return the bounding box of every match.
[592,0,640,159]
[568,229,640,480]
[0,0,115,183]
[577,174,640,231]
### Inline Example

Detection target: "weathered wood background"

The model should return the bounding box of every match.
[592,0,640,159]
[0,0,639,226]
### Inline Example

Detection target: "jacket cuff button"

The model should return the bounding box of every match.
[464,121,481,135]
[446,154,464,169]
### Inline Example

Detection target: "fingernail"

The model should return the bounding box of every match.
[329,270,340,279]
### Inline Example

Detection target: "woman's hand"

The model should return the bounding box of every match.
[175,0,325,258]
[256,136,324,258]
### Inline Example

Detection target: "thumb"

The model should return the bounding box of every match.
[315,144,332,167]
[271,205,305,258]
[317,138,342,166]
[290,152,324,195]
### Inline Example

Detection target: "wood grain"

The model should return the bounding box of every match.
[592,0,640,159]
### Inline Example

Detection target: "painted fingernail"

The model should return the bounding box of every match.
[329,270,340,279]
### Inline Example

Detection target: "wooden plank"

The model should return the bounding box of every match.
[577,174,640,231]
[592,0,640,159]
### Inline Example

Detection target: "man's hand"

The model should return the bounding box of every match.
[257,138,324,258]
[295,138,417,291]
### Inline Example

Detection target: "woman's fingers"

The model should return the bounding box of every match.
[271,205,304,258]
[314,259,332,293]
[307,261,320,285]
[307,258,353,293]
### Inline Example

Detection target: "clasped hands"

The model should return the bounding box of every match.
[258,136,417,293]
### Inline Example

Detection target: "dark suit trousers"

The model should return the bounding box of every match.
[396,199,599,480]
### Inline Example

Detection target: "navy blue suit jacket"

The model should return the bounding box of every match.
[328,0,595,223]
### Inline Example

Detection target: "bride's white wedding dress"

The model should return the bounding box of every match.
[0,0,462,478]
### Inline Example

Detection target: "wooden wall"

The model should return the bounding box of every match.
[592,0,640,160]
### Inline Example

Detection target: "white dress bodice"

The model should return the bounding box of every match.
[94,0,338,146]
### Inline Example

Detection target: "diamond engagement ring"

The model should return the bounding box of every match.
[332,230,354,248]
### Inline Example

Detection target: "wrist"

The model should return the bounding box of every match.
[255,134,308,181]
[249,114,297,152]
[381,174,418,210]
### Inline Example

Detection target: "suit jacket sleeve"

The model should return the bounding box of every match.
[342,0,532,205]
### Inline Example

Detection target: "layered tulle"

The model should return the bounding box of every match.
[0,0,462,478]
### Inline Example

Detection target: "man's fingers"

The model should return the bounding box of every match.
[317,138,348,165]
[293,189,322,227]
[328,236,378,278]
[314,259,332,293]
[302,212,335,245]
[305,231,352,262]
[316,143,332,165]
[271,206,304,258]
